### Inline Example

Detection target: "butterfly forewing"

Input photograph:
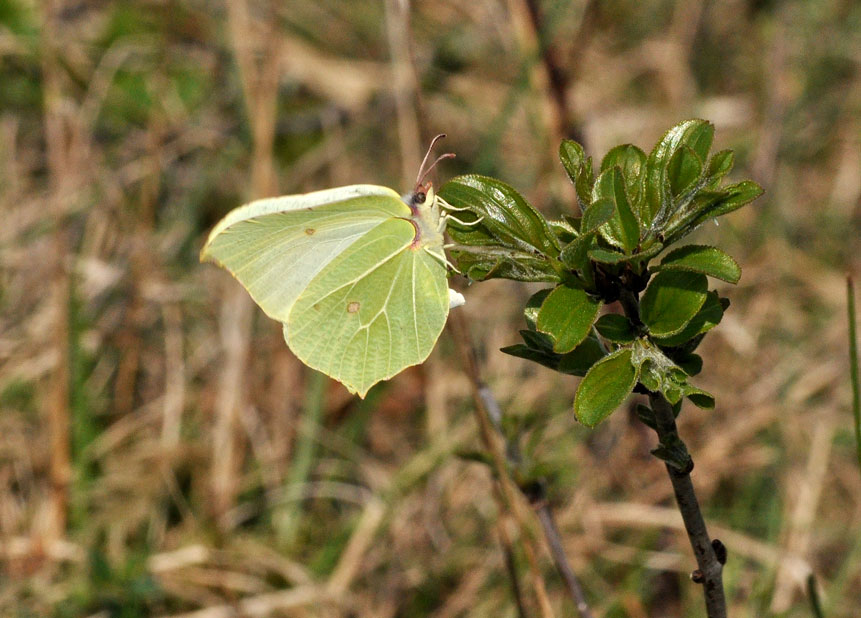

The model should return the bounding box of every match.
[201,186,409,322]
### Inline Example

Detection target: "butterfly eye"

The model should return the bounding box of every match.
[414,192,426,204]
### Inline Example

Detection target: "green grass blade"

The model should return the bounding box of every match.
[849,276,860,474]
[276,369,327,547]
[806,573,825,618]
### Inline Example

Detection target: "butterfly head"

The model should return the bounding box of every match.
[409,134,454,212]
[406,181,435,214]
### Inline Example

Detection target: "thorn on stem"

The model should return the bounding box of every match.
[712,539,727,565]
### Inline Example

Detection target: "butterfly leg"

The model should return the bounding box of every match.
[440,212,484,230]
[424,246,461,274]
[436,196,470,212]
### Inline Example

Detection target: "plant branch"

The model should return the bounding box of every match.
[534,495,594,618]
[612,257,727,616]
[617,287,642,328]
[450,310,594,618]
[648,392,727,618]
[497,519,529,618]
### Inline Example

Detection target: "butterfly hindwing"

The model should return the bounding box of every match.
[286,218,449,397]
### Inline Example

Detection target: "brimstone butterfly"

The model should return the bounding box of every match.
[201,135,464,398]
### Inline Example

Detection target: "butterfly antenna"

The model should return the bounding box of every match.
[416,134,455,186]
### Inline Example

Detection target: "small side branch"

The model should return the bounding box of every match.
[450,311,594,618]
[535,498,594,618]
[648,393,727,618]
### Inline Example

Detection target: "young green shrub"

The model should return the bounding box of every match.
[440,119,763,618]
[440,119,762,430]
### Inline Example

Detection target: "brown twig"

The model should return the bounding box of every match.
[535,500,593,618]
[521,0,596,145]
[615,271,727,615]
[497,518,529,618]
[648,393,727,618]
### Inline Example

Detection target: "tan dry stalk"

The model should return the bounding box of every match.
[212,0,282,525]
[384,0,422,185]
[38,0,72,547]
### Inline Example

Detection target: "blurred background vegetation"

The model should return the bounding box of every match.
[1,0,859,616]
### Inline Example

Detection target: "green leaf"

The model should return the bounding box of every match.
[536,285,602,353]
[592,167,640,253]
[559,234,594,272]
[653,291,725,347]
[557,335,605,376]
[683,121,715,163]
[668,145,703,197]
[595,314,636,343]
[640,270,708,337]
[644,119,714,226]
[706,149,734,186]
[502,329,604,377]
[698,180,764,220]
[448,246,561,282]
[638,361,661,392]
[684,386,715,409]
[501,343,560,371]
[674,352,703,376]
[632,340,710,407]
[524,288,553,330]
[601,144,647,202]
[440,175,560,256]
[519,329,556,351]
[581,198,615,233]
[559,140,594,209]
[549,219,577,245]
[562,214,582,234]
[560,139,586,183]
[559,198,615,271]
[574,348,638,427]
[587,247,628,264]
[601,143,647,177]
[664,181,763,246]
[656,245,741,284]
[630,242,665,264]
[640,362,685,404]
[589,243,665,266]
[576,158,595,211]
